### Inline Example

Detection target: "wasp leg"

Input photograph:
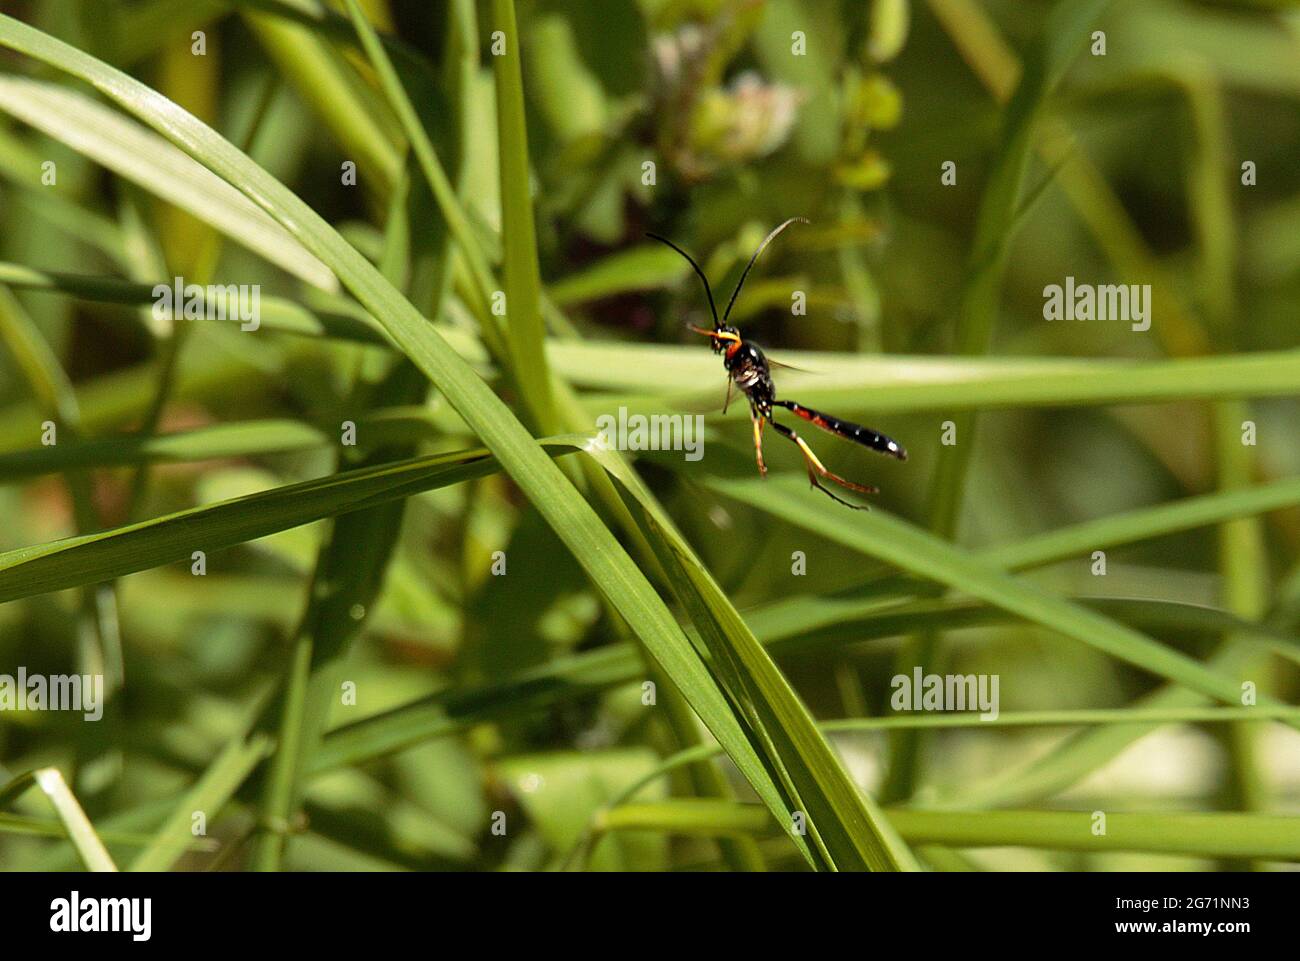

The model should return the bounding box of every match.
[750,410,767,477]
[723,377,735,415]
[770,420,876,509]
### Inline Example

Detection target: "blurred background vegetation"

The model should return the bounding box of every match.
[0,0,1298,871]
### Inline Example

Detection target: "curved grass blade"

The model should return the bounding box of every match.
[0,440,582,604]
[577,445,921,871]
[0,76,336,290]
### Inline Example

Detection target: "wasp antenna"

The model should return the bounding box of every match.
[646,232,720,329]
[722,217,808,324]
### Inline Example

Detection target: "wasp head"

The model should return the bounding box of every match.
[711,324,741,354]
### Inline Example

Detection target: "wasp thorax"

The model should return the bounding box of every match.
[725,340,764,370]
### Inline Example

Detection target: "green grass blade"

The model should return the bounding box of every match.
[0,441,579,604]
[1,769,118,871]
[598,800,1300,860]
[0,419,332,480]
[573,445,920,870]
[336,0,502,341]
[0,76,336,290]
[128,731,273,871]
[548,243,691,307]
[241,4,401,198]
[593,348,1300,415]
[985,475,1300,570]
[707,473,1278,708]
[489,0,558,432]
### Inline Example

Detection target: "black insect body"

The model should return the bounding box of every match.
[647,218,906,509]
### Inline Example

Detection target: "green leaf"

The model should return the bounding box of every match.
[589,348,1300,414]
[489,0,558,433]
[241,4,401,198]
[0,769,117,871]
[598,800,1300,860]
[0,419,330,480]
[0,440,579,604]
[0,76,336,290]
[129,731,273,871]
[549,244,692,306]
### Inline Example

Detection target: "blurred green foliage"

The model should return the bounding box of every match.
[0,0,1298,871]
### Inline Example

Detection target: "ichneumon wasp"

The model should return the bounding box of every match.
[647,217,906,510]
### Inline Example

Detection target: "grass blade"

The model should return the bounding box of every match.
[707,473,1282,709]
[128,731,273,871]
[0,76,336,290]
[0,440,580,604]
[598,800,1300,861]
[488,0,558,432]
[1,769,118,871]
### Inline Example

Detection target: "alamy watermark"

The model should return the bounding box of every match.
[152,277,261,331]
[0,667,103,721]
[890,667,1000,721]
[1043,276,1150,332]
[50,891,151,941]
[595,406,704,461]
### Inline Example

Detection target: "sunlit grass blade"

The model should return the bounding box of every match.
[0,769,118,871]
[985,475,1300,570]
[592,347,1300,415]
[0,77,336,290]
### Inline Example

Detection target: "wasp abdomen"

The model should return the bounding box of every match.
[776,401,907,460]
